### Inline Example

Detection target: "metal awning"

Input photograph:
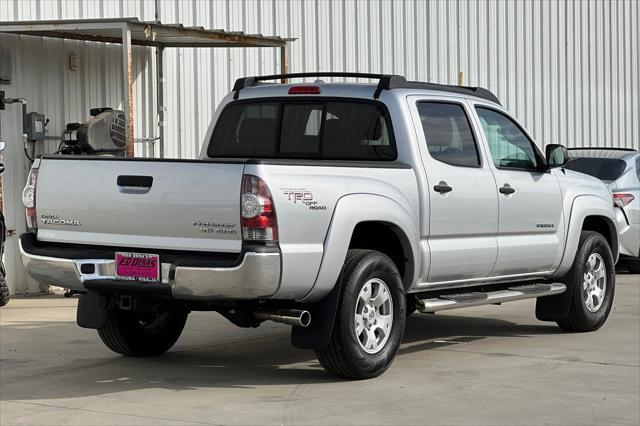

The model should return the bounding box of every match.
[0,18,293,156]
[0,17,288,48]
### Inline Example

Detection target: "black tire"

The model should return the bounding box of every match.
[556,231,615,332]
[98,307,188,356]
[623,258,640,274]
[316,250,406,380]
[0,275,9,307]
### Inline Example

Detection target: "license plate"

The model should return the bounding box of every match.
[115,252,160,282]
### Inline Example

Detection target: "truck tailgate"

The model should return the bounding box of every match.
[35,158,244,253]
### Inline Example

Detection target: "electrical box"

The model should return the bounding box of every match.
[26,112,47,141]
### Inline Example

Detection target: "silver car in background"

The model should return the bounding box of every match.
[566,148,640,273]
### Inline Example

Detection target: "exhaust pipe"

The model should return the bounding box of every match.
[254,309,311,327]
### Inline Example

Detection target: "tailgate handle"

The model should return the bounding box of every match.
[117,175,153,188]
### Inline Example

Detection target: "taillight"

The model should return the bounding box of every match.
[241,175,278,241]
[613,193,635,208]
[22,168,39,231]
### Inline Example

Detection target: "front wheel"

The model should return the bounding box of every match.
[98,307,188,356]
[556,231,615,332]
[315,250,406,379]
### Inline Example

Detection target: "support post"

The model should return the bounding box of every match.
[122,24,135,157]
[156,46,165,158]
[458,71,465,86]
[280,43,289,83]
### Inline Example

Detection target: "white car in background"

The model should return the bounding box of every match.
[566,148,640,273]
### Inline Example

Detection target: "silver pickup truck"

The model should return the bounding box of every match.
[20,73,619,379]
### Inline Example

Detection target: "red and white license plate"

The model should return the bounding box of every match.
[115,252,160,282]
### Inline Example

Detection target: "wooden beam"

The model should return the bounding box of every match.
[280,44,289,83]
[122,24,135,157]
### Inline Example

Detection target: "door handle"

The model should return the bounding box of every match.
[117,175,153,194]
[117,175,153,188]
[433,181,453,194]
[499,184,515,195]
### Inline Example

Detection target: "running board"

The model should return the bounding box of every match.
[416,283,567,313]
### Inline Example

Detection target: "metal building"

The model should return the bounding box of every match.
[0,0,639,294]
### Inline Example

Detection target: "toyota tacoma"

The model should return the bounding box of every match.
[21,72,619,379]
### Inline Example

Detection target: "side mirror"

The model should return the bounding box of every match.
[545,144,568,168]
[0,141,5,152]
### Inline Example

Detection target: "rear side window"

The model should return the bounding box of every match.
[565,158,628,181]
[208,100,395,160]
[417,102,480,167]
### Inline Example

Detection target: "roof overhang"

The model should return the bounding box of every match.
[0,17,292,48]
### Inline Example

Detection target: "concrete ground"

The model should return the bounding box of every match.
[0,274,638,426]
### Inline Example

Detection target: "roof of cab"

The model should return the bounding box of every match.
[232,72,501,105]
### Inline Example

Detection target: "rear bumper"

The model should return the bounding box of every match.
[19,234,281,300]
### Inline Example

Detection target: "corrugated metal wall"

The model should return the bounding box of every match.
[0,0,638,294]
[2,0,638,159]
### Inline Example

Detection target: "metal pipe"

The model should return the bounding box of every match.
[21,101,26,135]
[156,46,165,158]
[254,309,311,327]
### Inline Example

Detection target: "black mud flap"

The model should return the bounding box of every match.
[76,291,108,329]
[535,283,572,321]
[291,282,342,350]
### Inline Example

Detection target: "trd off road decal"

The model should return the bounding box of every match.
[282,188,327,211]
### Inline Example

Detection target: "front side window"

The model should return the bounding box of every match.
[208,100,395,160]
[475,107,539,171]
[417,102,480,167]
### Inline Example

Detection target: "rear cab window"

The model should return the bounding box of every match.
[208,98,396,160]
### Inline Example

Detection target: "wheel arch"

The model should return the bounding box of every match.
[552,195,619,279]
[582,215,618,259]
[348,221,415,292]
[301,194,419,303]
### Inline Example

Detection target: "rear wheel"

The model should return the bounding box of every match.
[556,231,615,332]
[316,250,406,379]
[623,257,640,274]
[98,307,188,356]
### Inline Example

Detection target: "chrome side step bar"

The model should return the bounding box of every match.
[416,283,567,313]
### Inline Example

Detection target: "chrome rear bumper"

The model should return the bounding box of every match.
[19,237,281,300]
